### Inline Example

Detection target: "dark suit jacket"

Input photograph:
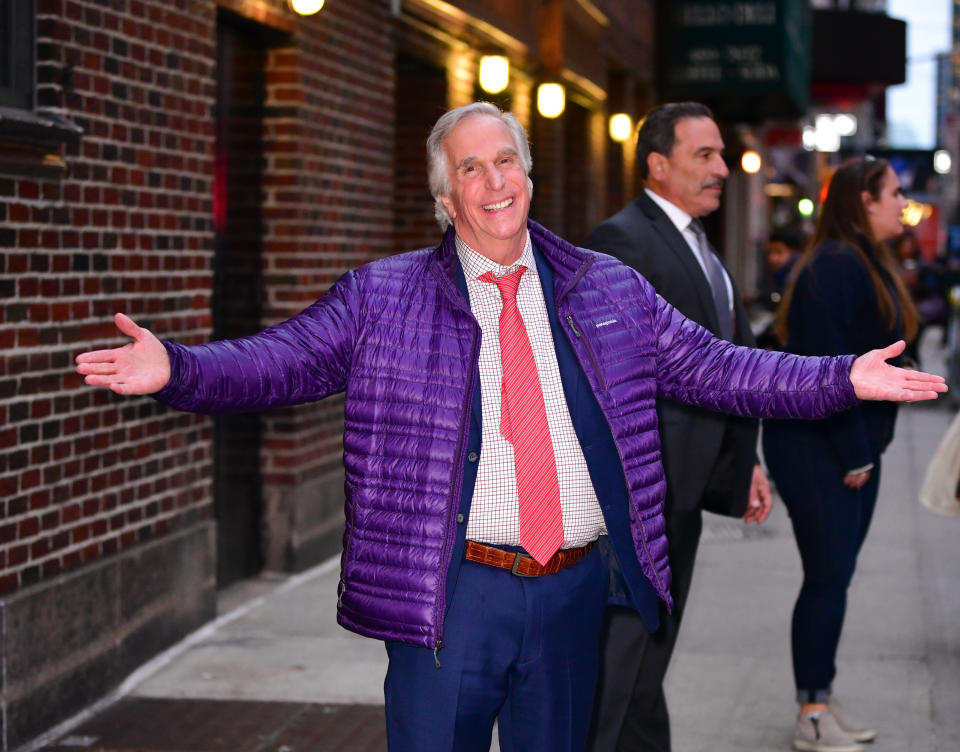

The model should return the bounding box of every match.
[583,191,757,517]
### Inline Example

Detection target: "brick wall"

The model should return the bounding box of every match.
[1,0,219,596]
[1,0,397,744]
[0,0,397,595]
[257,0,396,570]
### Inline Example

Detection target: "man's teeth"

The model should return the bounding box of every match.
[483,198,513,211]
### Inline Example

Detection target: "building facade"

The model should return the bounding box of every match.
[0,0,655,746]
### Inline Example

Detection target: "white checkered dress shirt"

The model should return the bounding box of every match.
[456,233,607,549]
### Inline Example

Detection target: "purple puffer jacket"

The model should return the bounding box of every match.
[154,220,857,649]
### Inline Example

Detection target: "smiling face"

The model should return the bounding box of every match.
[647,116,729,218]
[439,113,532,265]
[864,166,908,243]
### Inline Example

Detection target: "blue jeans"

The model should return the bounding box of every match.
[764,426,881,704]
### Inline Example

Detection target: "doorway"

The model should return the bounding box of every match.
[211,13,268,586]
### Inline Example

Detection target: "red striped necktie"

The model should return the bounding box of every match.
[478,266,564,565]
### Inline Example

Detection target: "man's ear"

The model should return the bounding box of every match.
[648,152,667,180]
[440,194,457,220]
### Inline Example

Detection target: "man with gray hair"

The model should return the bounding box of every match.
[76,101,945,752]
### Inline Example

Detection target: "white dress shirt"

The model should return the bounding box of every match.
[456,233,607,549]
[645,188,734,306]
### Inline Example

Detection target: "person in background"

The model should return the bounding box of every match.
[582,101,772,752]
[764,157,920,752]
[755,228,805,349]
[765,228,804,304]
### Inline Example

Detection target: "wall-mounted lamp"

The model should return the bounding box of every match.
[478,55,509,95]
[740,150,762,174]
[537,83,565,119]
[289,0,324,15]
[608,113,632,143]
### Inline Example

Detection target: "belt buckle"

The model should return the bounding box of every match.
[510,552,534,577]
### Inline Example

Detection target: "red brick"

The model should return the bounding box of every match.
[0,574,18,595]
[8,545,28,566]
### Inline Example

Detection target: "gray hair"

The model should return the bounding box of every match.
[426,101,534,230]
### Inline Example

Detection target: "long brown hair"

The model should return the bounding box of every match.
[774,157,918,345]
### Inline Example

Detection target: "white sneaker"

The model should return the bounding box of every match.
[829,698,877,743]
[793,711,865,752]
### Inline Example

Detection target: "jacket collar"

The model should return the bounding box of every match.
[430,220,593,306]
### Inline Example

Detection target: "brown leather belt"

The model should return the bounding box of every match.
[464,540,595,577]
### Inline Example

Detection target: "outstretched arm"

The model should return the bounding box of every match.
[849,340,946,402]
[76,270,360,414]
[76,313,171,395]
[649,290,945,419]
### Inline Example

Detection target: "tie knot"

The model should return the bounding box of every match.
[688,219,705,239]
[479,266,526,302]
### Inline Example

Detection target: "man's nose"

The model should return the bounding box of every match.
[486,164,506,189]
[715,156,730,178]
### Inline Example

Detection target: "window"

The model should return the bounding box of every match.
[0,0,34,110]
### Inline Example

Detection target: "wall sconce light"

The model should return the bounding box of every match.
[479,55,510,95]
[740,150,762,174]
[608,113,632,143]
[537,83,565,119]
[289,0,324,15]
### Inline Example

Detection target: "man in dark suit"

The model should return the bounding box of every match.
[584,101,773,752]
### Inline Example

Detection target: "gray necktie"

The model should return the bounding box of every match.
[689,219,734,341]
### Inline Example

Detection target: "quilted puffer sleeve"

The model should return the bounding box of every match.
[152,270,361,414]
[649,288,858,419]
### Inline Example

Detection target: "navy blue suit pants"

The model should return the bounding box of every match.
[383,545,607,751]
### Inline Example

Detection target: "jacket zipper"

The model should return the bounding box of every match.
[432,322,480,667]
[565,314,608,392]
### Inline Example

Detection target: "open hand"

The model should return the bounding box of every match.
[75,313,171,395]
[850,341,947,402]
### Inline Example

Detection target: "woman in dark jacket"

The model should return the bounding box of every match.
[764,157,918,752]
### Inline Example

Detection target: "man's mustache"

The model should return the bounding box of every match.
[702,179,724,190]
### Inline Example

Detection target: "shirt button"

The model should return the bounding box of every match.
[467,452,479,462]
[457,514,465,524]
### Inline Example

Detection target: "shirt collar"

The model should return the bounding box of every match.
[644,187,695,235]
[456,231,535,281]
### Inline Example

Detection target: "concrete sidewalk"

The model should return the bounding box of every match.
[24,405,960,751]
